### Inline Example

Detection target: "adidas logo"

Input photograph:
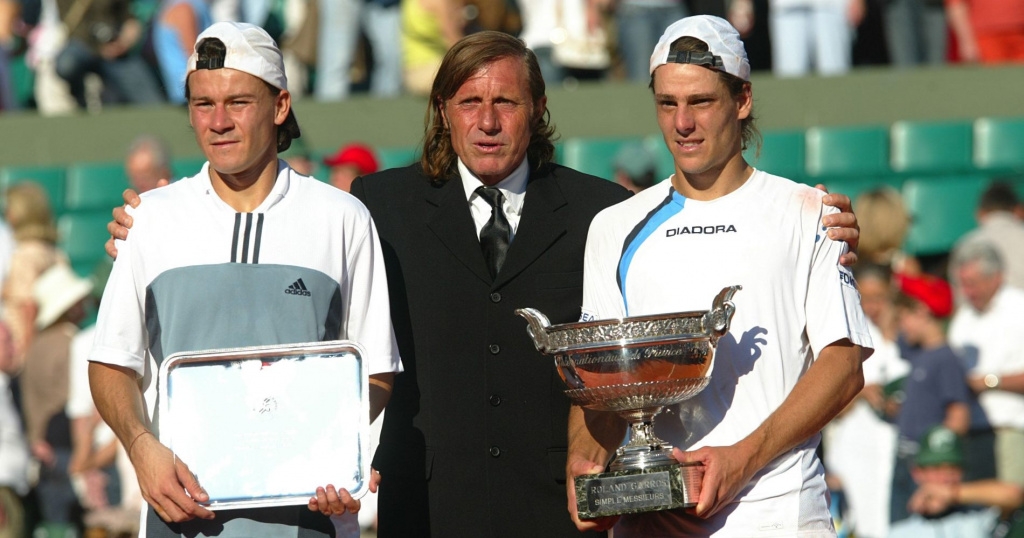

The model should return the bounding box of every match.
[285,278,311,297]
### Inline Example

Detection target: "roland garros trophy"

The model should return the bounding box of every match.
[516,285,740,519]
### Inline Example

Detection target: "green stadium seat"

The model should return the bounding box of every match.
[171,156,207,180]
[0,166,66,214]
[806,125,889,177]
[891,120,973,174]
[376,146,419,171]
[974,117,1024,172]
[561,137,644,181]
[744,130,805,179]
[57,211,112,275]
[902,175,990,256]
[65,162,129,212]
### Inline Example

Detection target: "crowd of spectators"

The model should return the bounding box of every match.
[823,179,1024,538]
[0,0,1021,113]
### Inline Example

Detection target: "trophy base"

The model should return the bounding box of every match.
[575,462,702,519]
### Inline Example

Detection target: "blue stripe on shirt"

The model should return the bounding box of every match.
[617,190,686,315]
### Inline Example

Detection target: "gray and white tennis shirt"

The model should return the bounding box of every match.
[90,161,400,537]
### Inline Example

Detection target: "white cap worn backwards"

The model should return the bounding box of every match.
[649,15,750,81]
[186,21,288,91]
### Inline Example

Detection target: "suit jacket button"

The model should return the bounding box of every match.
[489,394,502,406]
[489,292,501,303]
[489,446,501,457]
[489,344,500,355]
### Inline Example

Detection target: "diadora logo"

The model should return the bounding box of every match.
[285,278,311,297]
[666,224,737,237]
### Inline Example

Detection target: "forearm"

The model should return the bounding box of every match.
[943,402,970,435]
[959,480,1024,512]
[368,372,394,422]
[88,362,151,458]
[738,341,865,472]
[991,371,1024,394]
[567,405,626,469]
[945,1,975,48]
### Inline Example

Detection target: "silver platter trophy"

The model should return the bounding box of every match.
[516,285,740,519]
[157,341,370,510]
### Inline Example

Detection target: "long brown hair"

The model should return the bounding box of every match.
[421,31,557,183]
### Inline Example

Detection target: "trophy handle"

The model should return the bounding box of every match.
[706,285,742,345]
[515,307,554,353]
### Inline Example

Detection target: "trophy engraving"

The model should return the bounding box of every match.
[516,285,740,519]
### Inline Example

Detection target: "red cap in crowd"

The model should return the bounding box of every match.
[323,144,379,175]
[896,273,954,318]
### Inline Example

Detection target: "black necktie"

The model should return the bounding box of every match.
[476,186,511,279]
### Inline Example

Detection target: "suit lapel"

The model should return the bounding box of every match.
[494,167,568,288]
[426,177,493,285]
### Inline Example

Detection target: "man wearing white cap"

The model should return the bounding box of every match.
[87,21,401,538]
[567,15,874,536]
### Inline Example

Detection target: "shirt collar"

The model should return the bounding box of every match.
[199,159,291,213]
[458,157,529,213]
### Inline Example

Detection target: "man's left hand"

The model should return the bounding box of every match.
[673,445,756,519]
[308,484,360,516]
[817,186,860,266]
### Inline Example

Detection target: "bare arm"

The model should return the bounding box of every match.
[968,371,1024,395]
[946,0,979,62]
[677,340,865,517]
[565,405,627,531]
[943,401,970,435]
[910,480,1024,515]
[368,372,394,422]
[89,361,214,522]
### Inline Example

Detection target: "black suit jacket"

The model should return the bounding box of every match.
[351,162,630,538]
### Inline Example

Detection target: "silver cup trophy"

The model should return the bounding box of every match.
[516,285,740,519]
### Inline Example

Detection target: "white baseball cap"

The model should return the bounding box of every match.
[649,15,750,81]
[186,21,288,91]
[34,264,93,329]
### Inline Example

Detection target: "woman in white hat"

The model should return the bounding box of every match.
[18,264,92,529]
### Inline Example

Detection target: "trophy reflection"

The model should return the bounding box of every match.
[516,285,740,519]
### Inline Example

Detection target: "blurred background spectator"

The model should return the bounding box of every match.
[323,142,379,192]
[888,272,970,524]
[281,135,316,176]
[0,321,30,538]
[952,181,1024,297]
[125,134,172,193]
[853,186,911,267]
[53,0,164,108]
[612,140,656,193]
[402,0,463,95]
[946,0,1024,63]
[316,0,402,101]
[151,0,212,103]
[19,264,92,535]
[948,241,1024,489]
[884,0,946,67]
[613,0,688,82]
[1,182,67,367]
[889,425,1024,537]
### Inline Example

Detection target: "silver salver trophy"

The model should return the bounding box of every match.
[156,341,370,510]
[516,285,740,519]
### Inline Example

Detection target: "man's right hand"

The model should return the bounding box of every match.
[106,181,167,259]
[566,457,620,532]
[131,431,214,523]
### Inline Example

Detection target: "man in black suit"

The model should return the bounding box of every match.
[106,30,862,538]
[350,32,630,537]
